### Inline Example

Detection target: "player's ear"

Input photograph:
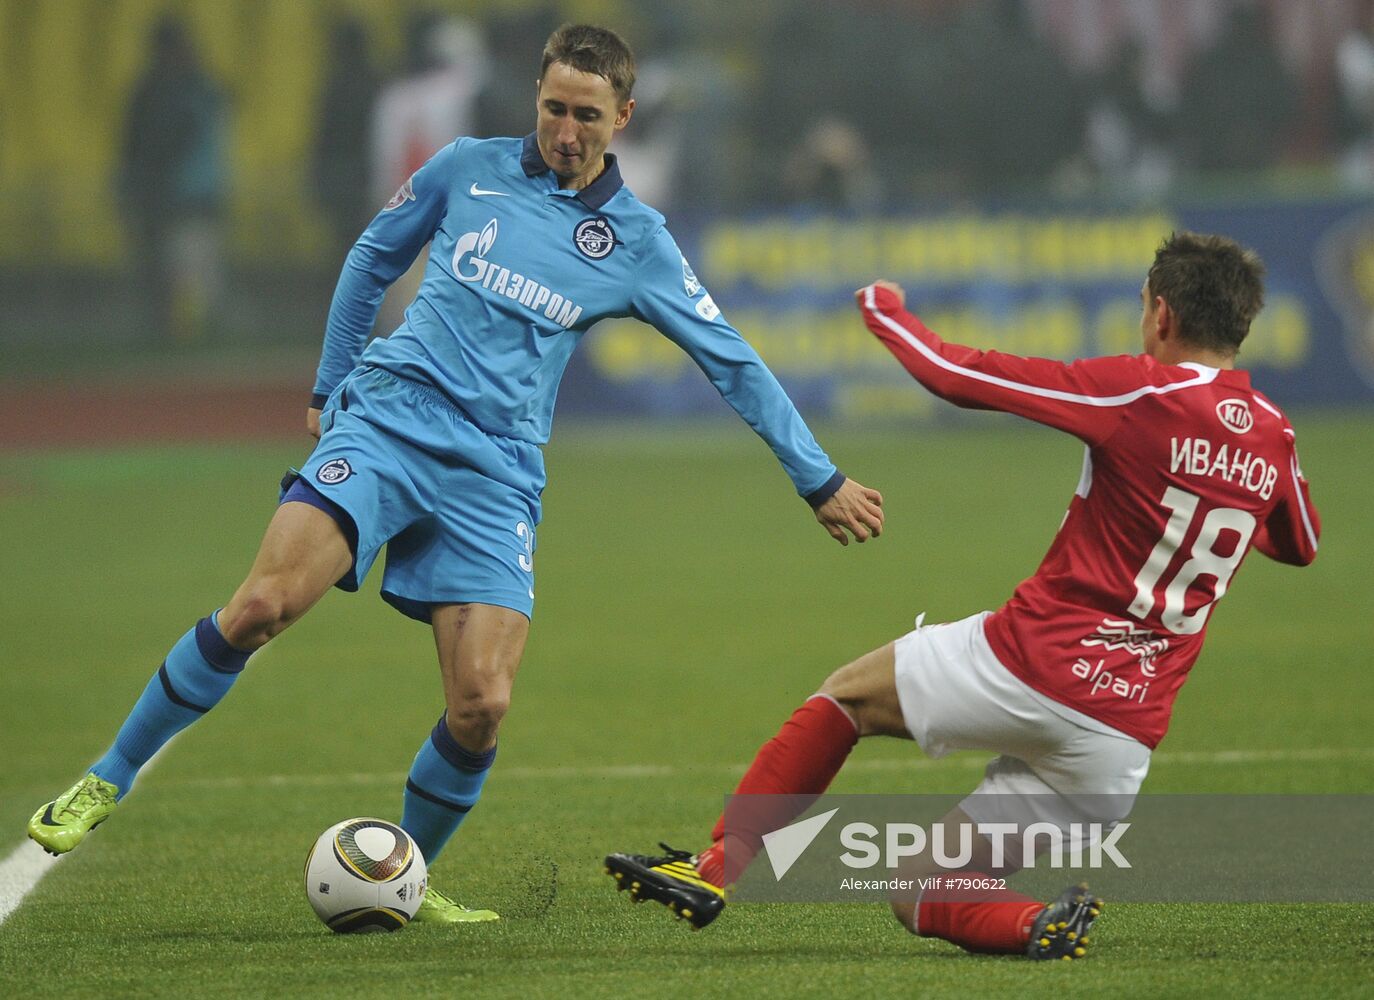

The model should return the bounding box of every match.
[614,97,635,131]
[1153,295,1175,342]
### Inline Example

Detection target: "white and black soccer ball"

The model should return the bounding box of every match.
[304,818,427,933]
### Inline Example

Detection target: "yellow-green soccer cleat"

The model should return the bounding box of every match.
[603,844,726,930]
[27,773,120,856]
[1026,883,1103,961]
[412,885,500,925]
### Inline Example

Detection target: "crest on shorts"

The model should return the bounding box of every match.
[384,175,416,211]
[573,217,618,260]
[316,459,353,485]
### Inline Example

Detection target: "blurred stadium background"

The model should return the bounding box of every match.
[4,0,1374,430]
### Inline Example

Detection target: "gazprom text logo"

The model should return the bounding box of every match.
[452,218,584,328]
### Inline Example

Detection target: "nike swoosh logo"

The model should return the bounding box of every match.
[469,183,509,198]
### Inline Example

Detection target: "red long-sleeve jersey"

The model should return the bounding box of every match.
[859,284,1320,748]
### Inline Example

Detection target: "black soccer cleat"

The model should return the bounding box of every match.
[1026,883,1103,961]
[603,843,726,930]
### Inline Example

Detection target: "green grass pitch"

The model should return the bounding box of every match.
[1,415,1371,998]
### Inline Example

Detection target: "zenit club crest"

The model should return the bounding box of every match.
[317,459,353,485]
[574,217,618,260]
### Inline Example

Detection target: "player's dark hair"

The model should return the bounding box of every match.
[540,24,635,103]
[1147,231,1265,356]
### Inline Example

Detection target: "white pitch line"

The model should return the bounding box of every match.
[0,737,178,930]
[0,841,59,926]
[0,637,272,929]
[5,742,1370,928]
[150,745,1374,792]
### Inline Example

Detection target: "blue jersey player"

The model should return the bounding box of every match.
[28,24,885,922]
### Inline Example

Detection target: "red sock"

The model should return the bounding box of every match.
[698,694,858,886]
[916,875,1044,954]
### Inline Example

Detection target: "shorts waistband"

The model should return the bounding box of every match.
[361,366,532,448]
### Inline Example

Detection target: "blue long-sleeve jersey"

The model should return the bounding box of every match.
[314,134,843,504]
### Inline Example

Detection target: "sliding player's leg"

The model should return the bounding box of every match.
[604,639,911,928]
[884,731,1143,959]
[883,804,1050,953]
[886,797,1105,961]
[702,641,910,883]
[405,602,527,924]
[877,613,1140,959]
[28,500,353,855]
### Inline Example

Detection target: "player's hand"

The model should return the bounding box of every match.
[815,478,884,546]
[855,280,906,308]
[307,407,322,440]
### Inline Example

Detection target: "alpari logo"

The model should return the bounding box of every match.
[1081,618,1169,677]
[452,218,584,328]
[1215,398,1253,434]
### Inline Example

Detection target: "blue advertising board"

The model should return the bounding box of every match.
[558,200,1374,420]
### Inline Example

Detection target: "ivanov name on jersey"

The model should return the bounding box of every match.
[453,219,584,328]
[1169,436,1278,499]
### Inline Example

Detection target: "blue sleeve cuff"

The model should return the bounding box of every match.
[310,392,329,410]
[805,470,846,509]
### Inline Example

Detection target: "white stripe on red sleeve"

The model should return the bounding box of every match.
[860,285,1217,407]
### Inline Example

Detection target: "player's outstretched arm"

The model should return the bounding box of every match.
[855,281,1168,447]
[814,478,884,545]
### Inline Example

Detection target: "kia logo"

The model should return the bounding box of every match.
[1215,398,1253,434]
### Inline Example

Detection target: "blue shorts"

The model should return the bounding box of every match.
[283,366,544,623]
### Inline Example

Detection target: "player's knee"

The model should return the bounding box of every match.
[221,581,303,648]
[818,671,887,738]
[890,898,919,934]
[447,690,510,736]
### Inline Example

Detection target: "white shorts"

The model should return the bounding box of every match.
[893,611,1151,836]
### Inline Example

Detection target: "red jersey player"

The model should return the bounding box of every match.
[603,232,1320,959]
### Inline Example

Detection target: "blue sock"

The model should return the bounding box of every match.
[90,614,251,799]
[401,715,496,864]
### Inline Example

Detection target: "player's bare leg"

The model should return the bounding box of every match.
[431,602,528,754]
[28,501,353,855]
[814,641,909,738]
[818,647,1101,958]
[605,640,911,928]
[404,602,527,924]
[217,501,355,649]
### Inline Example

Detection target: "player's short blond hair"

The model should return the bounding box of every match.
[1147,232,1265,357]
[540,24,636,104]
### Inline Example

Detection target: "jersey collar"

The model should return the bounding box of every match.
[1178,360,1251,388]
[520,132,624,211]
